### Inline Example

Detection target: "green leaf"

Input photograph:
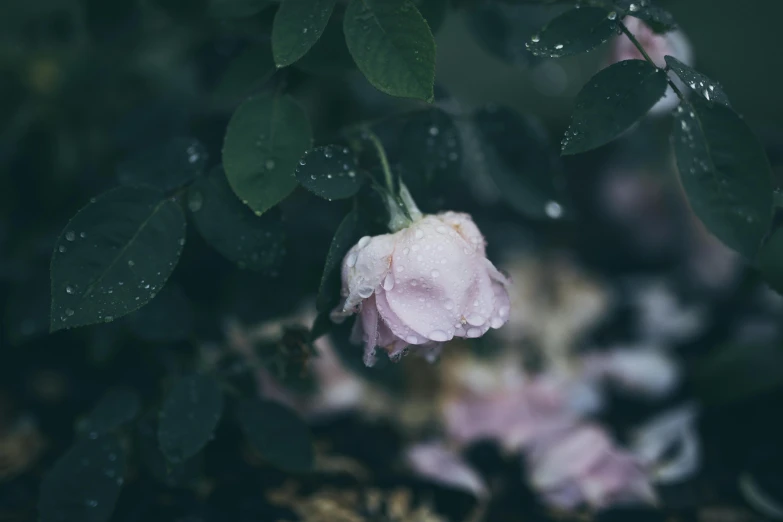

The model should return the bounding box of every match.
[673,98,774,258]
[526,6,617,58]
[125,284,194,342]
[472,105,566,219]
[694,343,783,405]
[397,108,462,195]
[223,93,313,215]
[758,226,783,294]
[316,208,362,313]
[272,0,336,67]
[158,375,224,463]
[209,0,271,17]
[295,145,362,200]
[50,187,186,333]
[343,0,436,101]
[189,168,286,271]
[117,137,208,192]
[561,60,668,155]
[664,55,731,108]
[236,398,314,473]
[38,435,125,522]
[76,387,141,439]
[211,44,276,105]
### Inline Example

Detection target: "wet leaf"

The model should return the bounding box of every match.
[673,98,774,259]
[236,398,314,473]
[561,60,668,155]
[189,168,286,271]
[117,137,208,192]
[295,145,362,200]
[223,93,313,215]
[526,6,617,58]
[158,375,224,463]
[125,283,194,342]
[343,0,435,101]
[616,1,676,33]
[272,0,336,67]
[38,435,125,522]
[316,208,362,313]
[665,55,731,108]
[76,387,141,439]
[50,187,186,332]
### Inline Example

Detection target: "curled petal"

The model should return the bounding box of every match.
[341,234,396,312]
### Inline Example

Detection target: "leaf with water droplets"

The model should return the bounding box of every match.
[211,43,276,106]
[664,55,730,108]
[125,283,194,342]
[673,98,774,259]
[158,375,224,463]
[208,0,271,18]
[236,398,314,473]
[50,187,186,333]
[562,59,668,155]
[223,93,313,215]
[472,105,566,219]
[526,6,617,58]
[76,387,141,439]
[343,0,436,102]
[317,209,363,313]
[190,167,286,272]
[272,0,336,67]
[117,137,208,192]
[38,435,125,522]
[295,145,362,200]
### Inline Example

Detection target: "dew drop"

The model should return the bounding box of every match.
[65,231,75,241]
[545,201,563,219]
[66,286,74,294]
[128,260,135,267]
[396,265,405,273]
[491,317,505,329]
[406,335,419,344]
[467,327,482,338]
[428,126,439,137]
[299,158,307,166]
[323,147,333,158]
[531,34,540,43]
[629,3,639,11]
[58,245,66,253]
[383,272,395,291]
[431,269,440,278]
[429,330,449,342]
[414,229,424,239]
[607,11,617,20]
[358,236,371,248]
[346,252,358,267]
[265,159,275,170]
[554,44,564,50]
[65,308,74,317]
[467,313,485,326]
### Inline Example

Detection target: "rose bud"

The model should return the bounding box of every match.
[604,17,693,115]
[333,211,511,366]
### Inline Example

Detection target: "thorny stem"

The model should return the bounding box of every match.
[617,19,685,100]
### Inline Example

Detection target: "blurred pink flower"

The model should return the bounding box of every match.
[405,442,488,499]
[333,212,510,366]
[527,424,656,510]
[605,17,693,115]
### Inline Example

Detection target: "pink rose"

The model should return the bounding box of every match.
[333,212,511,366]
[605,17,693,115]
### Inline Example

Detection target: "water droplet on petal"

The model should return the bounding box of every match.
[429,330,449,342]
[431,269,440,278]
[490,317,505,329]
[467,313,485,326]
[466,327,482,338]
[444,299,454,310]
[358,236,371,248]
[406,335,419,344]
[414,229,424,239]
[346,252,358,267]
